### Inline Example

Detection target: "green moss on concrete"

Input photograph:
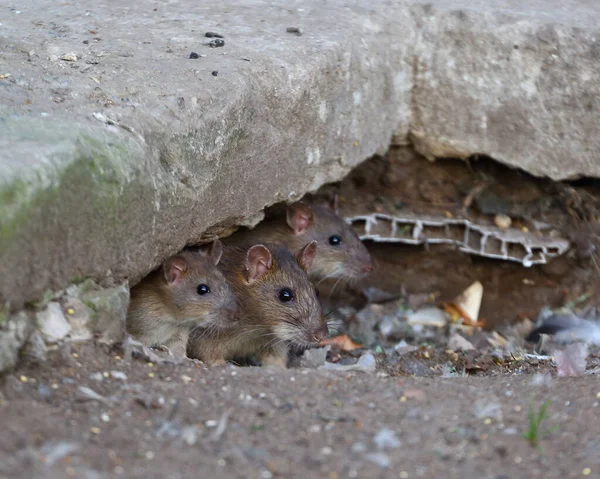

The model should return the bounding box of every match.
[0,129,137,248]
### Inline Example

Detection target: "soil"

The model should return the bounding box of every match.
[2,342,600,479]
[3,147,600,478]
[315,146,600,330]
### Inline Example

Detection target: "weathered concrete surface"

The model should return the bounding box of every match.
[1,0,599,316]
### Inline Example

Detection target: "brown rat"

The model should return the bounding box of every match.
[223,197,373,283]
[127,240,238,357]
[187,242,327,367]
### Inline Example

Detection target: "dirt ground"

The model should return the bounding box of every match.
[1,342,600,479]
[3,148,600,478]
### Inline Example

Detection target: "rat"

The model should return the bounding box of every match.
[187,241,328,367]
[127,240,238,357]
[222,197,374,283]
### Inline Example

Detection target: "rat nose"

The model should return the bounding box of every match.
[226,306,240,321]
[311,324,329,343]
[361,260,374,273]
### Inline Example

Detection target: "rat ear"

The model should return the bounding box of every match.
[163,256,188,284]
[297,240,318,272]
[198,239,223,266]
[286,202,313,235]
[245,244,273,284]
[329,194,339,214]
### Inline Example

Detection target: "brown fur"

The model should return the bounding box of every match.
[127,244,238,357]
[223,200,373,283]
[187,243,326,367]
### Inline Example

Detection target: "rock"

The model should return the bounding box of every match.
[21,330,48,362]
[60,52,77,61]
[494,214,512,230]
[321,352,377,372]
[373,428,401,449]
[299,346,329,368]
[555,342,588,377]
[474,398,503,421]
[406,307,448,328]
[36,302,71,343]
[365,452,391,468]
[0,311,33,372]
[447,332,475,351]
[79,283,129,343]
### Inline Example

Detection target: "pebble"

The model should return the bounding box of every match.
[181,375,192,384]
[286,26,303,36]
[37,302,71,343]
[373,428,401,449]
[207,39,225,48]
[365,452,390,469]
[447,332,475,351]
[205,32,224,38]
[494,214,512,229]
[205,420,219,428]
[61,52,78,62]
[189,52,200,59]
[212,71,218,76]
[110,371,127,381]
[474,399,503,421]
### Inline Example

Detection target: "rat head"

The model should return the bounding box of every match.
[162,240,238,327]
[240,241,328,348]
[285,197,373,281]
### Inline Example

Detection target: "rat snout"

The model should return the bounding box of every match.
[225,304,240,322]
[310,324,330,343]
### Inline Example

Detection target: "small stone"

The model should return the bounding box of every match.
[48,54,59,62]
[212,70,218,76]
[181,426,198,446]
[582,468,591,476]
[373,428,401,449]
[22,331,47,362]
[447,332,475,351]
[286,26,303,36]
[205,419,218,428]
[494,214,512,230]
[207,39,225,48]
[61,53,77,62]
[474,399,503,421]
[189,52,199,59]
[90,427,101,435]
[37,302,71,343]
[110,371,127,380]
[20,375,28,383]
[101,413,110,422]
[205,32,224,38]
[181,374,192,384]
[89,372,104,382]
[365,452,390,468]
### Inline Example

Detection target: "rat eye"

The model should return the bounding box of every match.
[328,235,342,246]
[315,288,320,298]
[197,284,210,296]
[278,288,294,303]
